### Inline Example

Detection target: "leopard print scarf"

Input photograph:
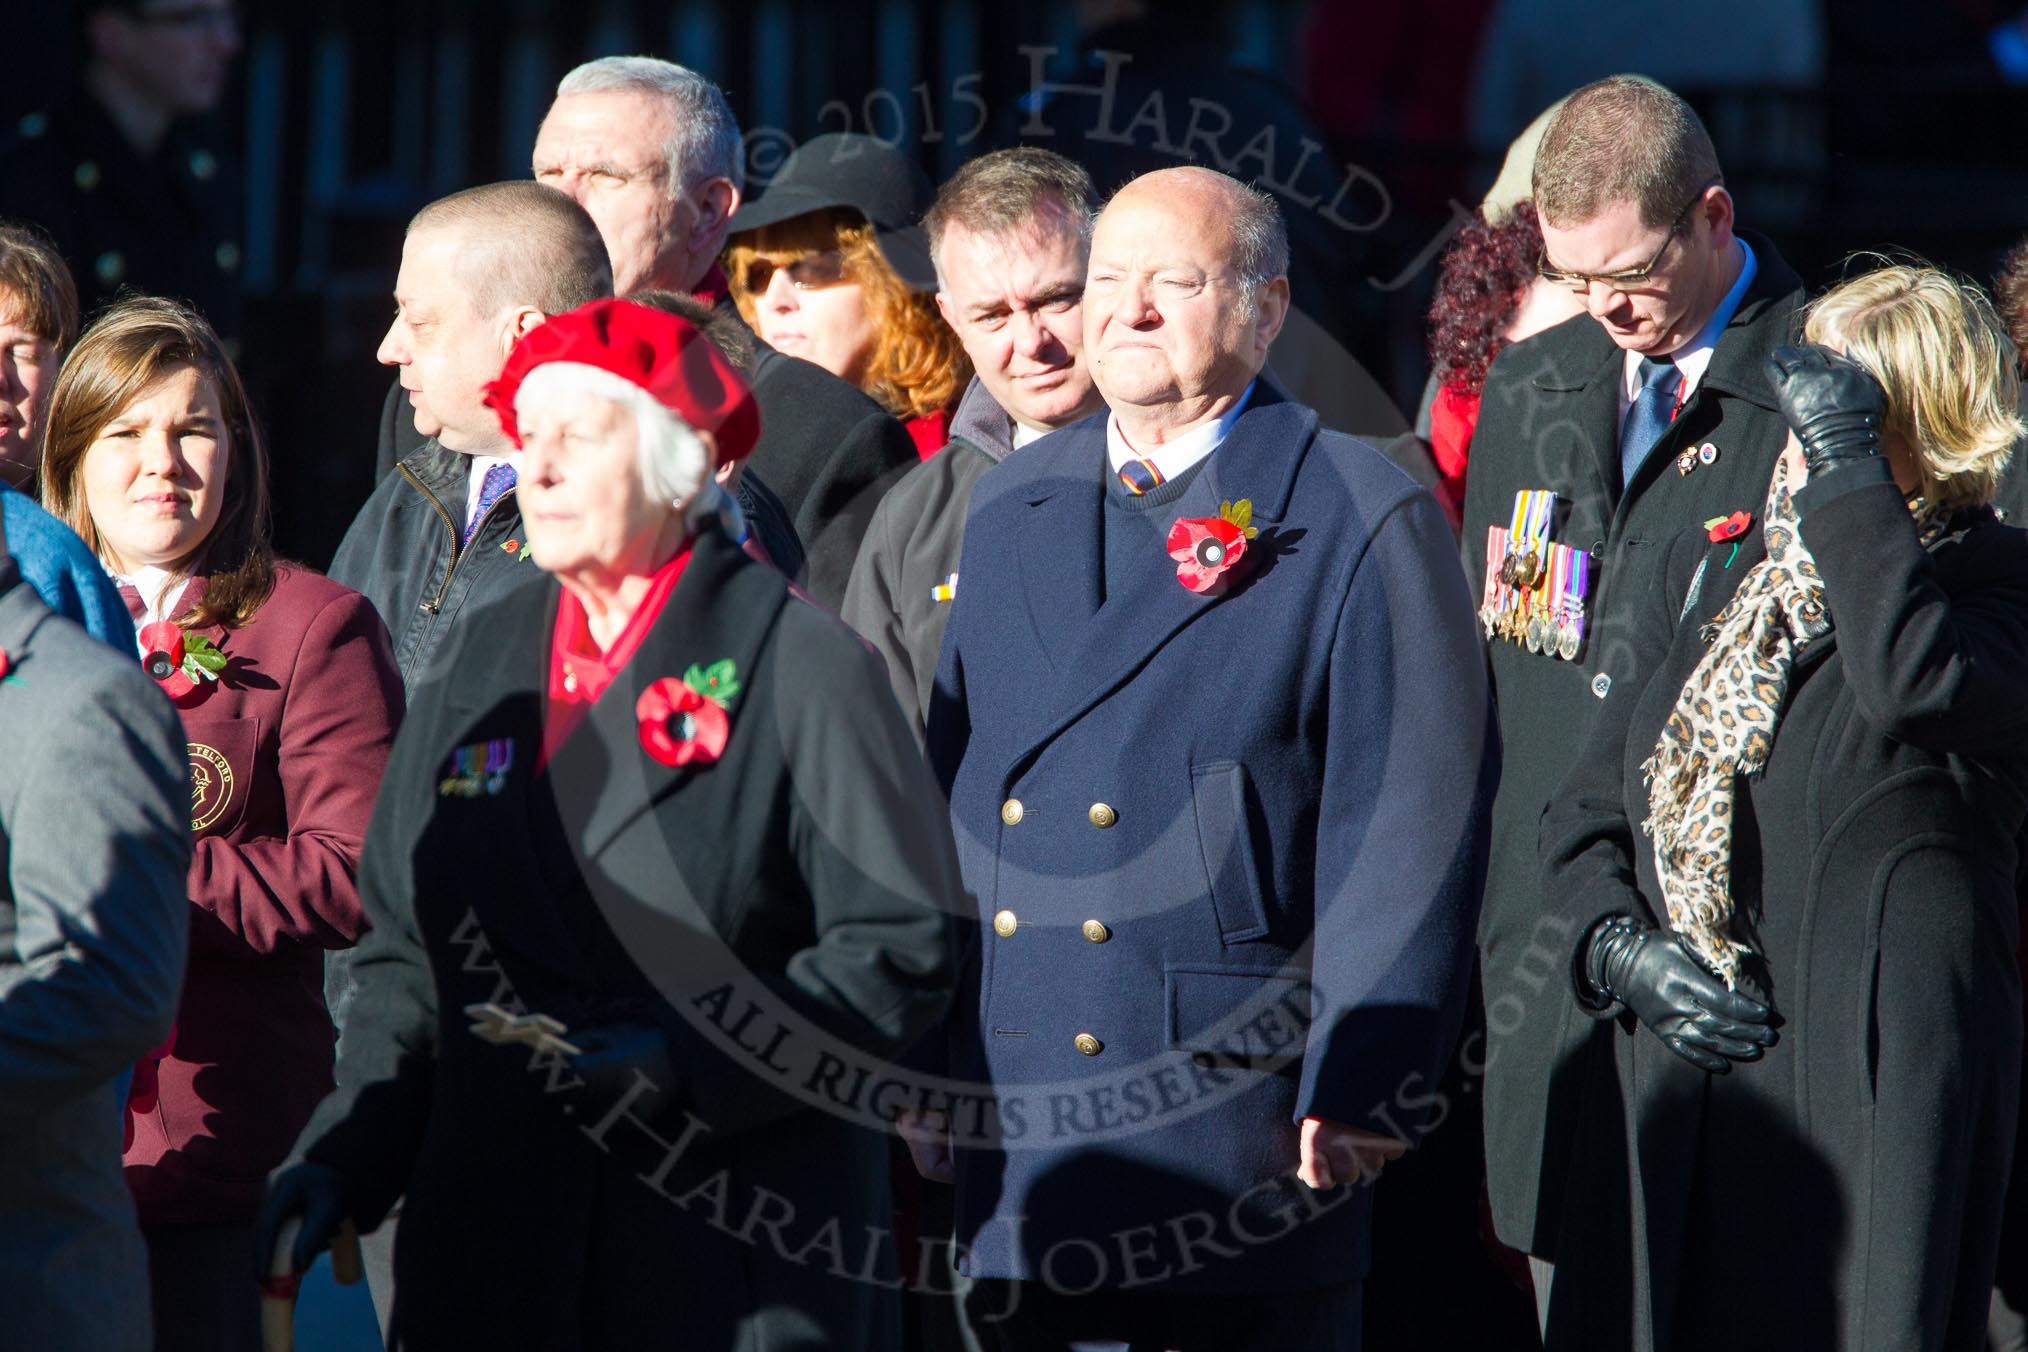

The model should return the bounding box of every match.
[1641,473,1948,987]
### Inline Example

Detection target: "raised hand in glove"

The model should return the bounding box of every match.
[569,1020,677,1108]
[255,1161,353,1279]
[1764,343,1887,479]
[1585,917,1777,1073]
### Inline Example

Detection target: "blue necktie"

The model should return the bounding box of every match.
[465,462,517,543]
[1117,458,1164,495]
[1619,357,1680,486]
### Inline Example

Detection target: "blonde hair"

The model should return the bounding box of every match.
[1804,262,2025,512]
[725,207,969,422]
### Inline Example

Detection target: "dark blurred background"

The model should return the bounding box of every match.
[7,0,2028,570]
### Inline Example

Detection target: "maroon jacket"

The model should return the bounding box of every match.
[122,564,403,1225]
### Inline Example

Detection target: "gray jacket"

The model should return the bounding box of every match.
[0,551,188,1352]
[840,378,1015,742]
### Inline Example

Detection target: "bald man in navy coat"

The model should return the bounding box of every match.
[919,167,1497,1350]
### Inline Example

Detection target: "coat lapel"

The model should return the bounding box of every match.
[1010,387,1317,763]
[424,578,603,997]
[543,528,785,865]
[1522,320,1625,511]
[1012,425,1106,673]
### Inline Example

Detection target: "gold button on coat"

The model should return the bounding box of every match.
[1001,798,1024,825]
[993,910,1018,937]
[1081,919,1111,944]
[1074,1033,1103,1056]
[1088,802,1117,828]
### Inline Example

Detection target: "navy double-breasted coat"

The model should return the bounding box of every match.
[926,383,1498,1293]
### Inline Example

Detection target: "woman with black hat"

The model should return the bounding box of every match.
[726,132,970,459]
[257,298,958,1349]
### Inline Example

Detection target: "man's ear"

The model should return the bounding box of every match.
[501,305,548,352]
[691,178,740,249]
[1700,185,1737,252]
[1254,277,1291,353]
[934,291,956,329]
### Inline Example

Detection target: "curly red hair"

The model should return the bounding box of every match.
[726,207,969,421]
[1428,201,1545,398]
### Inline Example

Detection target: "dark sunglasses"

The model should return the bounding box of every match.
[1537,176,1722,294]
[741,250,849,295]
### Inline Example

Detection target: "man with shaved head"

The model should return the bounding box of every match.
[917,165,1495,1347]
[330,179,613,692]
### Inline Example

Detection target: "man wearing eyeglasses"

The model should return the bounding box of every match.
[369,56,918,607]
[0,0,244,345]
[1458,75,1805,1338]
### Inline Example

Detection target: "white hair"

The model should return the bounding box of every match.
[556,56,746,195]
[514,361,740,535]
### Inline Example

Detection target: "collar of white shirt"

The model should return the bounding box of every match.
[1622,237,1758,411]
[1105,381,1257,483]
[112,564,190,656]
[463,451,521,535]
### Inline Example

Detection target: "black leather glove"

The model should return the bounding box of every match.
[569,1020,677,1108]
[1584,917,1777,1073]
[1765,343,1888,479]
[255,1161,352,1277]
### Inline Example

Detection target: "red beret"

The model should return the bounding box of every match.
[484,298,761,463]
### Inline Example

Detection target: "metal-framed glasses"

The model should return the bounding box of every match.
[1537,176,1721,294]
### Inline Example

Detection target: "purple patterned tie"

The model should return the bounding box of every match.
[465,461,517,543]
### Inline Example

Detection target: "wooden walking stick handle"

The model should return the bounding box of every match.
[260,1217,303,1352]
[260,1216,362,1351]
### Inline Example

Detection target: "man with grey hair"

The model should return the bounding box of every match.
[1458,74,1804,1338]
[372,55,917,606]
[532,54,744,297]
[841,146,1103,742]
[917,164,1494,1347]
[533,55,919,606]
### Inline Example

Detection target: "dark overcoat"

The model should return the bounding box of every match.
[1461,234,1806,1255]
[926,384,1497,1293]
[740,344,919,607]
[1538,480,2028,1351]
[291,527,959,1350]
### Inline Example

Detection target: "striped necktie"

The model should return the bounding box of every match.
[1117,458,1164,495]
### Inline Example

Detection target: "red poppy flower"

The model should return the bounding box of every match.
[1167,515,1249,594]
[636,677,729,767]
[1708,511,1752,543]
[0,649,9,680]
[138,621,197,698]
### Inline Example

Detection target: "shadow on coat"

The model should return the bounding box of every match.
[1363,968,1538,1350]
[1544,1045,1846,1352]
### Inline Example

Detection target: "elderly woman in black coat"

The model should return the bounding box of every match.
[1538,264,2028,1352]
[258,300,958,1349]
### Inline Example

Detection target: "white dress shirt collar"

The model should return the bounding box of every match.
[1106,381,1258,482]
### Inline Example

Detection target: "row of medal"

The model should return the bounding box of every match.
[1479,489,1592,662]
